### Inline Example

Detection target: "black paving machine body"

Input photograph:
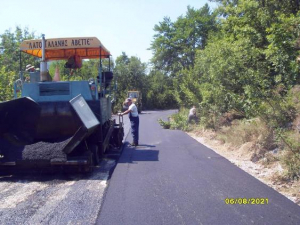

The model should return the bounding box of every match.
[0,35,124,172]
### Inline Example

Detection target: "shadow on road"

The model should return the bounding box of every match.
[118,142,159,164]
[0,159,115,182]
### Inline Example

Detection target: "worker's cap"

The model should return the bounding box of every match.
[25,64,35,71]
[125,98,132,103]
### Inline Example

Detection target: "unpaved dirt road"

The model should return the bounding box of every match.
[0,159,115,225]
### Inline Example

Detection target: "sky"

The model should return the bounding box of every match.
[0,0,217,63]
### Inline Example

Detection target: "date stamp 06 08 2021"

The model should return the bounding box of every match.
[225,198,269,205]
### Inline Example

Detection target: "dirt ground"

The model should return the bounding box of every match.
[187,130,300,206]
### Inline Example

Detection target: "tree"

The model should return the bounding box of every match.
[48,58,113,82]
[194,0,300,120]
[113,52,149,111]
[0,67,14,101]
[0,27,38,101]
[146,70,177,109]
[0,27,37,74]
[150,4,217,76]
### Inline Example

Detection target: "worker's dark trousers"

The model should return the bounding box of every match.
[129,115,139,144]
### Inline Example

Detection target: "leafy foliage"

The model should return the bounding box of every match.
[0,27,38,74]
[0,27,38,102]
[150,4,217,76]
[158,108,192,131]
[152,0,300,177]
[112,53,148,112]
[0,67,15,101]
[158,119,171,129]
[48,58,113,82]
[146,70,177,109]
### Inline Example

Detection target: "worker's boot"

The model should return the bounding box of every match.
[129,142,138,146]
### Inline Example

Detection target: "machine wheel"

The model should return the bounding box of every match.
[110,126,123,148]
[117,127,124,147]
[90,144,100,165]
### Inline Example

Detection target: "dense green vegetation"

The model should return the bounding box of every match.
[152,0,300,178]
[1,0,300,178]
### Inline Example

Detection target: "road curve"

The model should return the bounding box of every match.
[97,110,300,225]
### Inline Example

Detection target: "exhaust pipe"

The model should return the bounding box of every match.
[40,34,48,82]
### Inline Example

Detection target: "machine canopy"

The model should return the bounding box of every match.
[20,37,110,60]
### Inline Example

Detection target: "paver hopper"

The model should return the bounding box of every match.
[0,35,124,171]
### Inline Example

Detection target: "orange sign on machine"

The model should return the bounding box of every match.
[20,37,110,60]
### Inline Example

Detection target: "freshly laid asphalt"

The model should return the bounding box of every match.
[97,110,300,225]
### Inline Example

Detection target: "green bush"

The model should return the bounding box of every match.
[279,130,300,179]
[158,108,196,131]
[158,119,171,129]
[258,97,296,129]
[282,151,300,180]
[170,110,190,131]
[0,67,15,101]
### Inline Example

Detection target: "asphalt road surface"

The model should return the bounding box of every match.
[1,110,300,225]
[97,110,300,225]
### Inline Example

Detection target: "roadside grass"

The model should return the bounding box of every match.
[277,86,300,179]
[217,119,269,146]
[279,130,300,179]
[214,118,300,180]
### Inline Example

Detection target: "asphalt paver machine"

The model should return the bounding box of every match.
[0,35,124,172]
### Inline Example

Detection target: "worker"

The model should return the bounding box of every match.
[188,105,198,123]
[119,98,139,146]
[25,64,36,82]
[25,64,35,72]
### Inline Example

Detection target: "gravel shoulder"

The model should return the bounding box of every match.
[0,159,116,225]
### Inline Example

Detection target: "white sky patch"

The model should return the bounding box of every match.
[0,0,217,63]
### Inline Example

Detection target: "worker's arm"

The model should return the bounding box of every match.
[119,107,132,116]
[120,109,131,116]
